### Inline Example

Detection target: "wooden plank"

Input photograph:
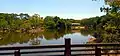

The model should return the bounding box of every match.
[0,50,120,55]
[20,50,64,54]
[101,52,120,55]
[0,52,13,55]
[71,48,120,51]
[71,43,120,47]
[71,49,95,51]
[0,45,65,50]
[101,48,120,50]
[0,43,120,51]
[71,53,95,55]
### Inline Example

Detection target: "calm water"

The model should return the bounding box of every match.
[0,29,90,47]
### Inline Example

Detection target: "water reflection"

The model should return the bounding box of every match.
[3,28,116,46]
[0,32,42,46]
[0,29,90,46]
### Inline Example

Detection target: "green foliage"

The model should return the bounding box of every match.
[45,21,56,29]
[29,14,43,28]
[0,13,44,32]
[104,0,120,7]
[20,20,31,29]
[80,0,120,43]
[0,19,8,29]
[102,33,120,43]
[0,13,72,32]
[44,16,72,29]
[80,11,120,43]
[81,0,120,43]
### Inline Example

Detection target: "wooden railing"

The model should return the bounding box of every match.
[0,38,120,56]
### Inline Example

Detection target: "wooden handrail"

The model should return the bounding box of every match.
[0,38,120,56]
[71,43,120,47]
[0,45,65,50]
[0,43,120,50]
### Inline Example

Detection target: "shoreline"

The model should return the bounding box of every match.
[0,27,44,33]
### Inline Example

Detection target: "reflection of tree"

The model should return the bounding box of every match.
[56,29,72,39]
[43,29,72,40]
[43,30,57,40]
[0,32,43,45]
[80,29,95,36]
[0,29,73,46]
[29,37,41,45]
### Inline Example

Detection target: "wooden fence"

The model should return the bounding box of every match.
[0,38,120,56]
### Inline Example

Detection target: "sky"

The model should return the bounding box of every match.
[0,0,106,19]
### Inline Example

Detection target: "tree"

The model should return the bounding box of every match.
[45,21,56,29]
[104,0,120,7]
[53,16,60,23]
[20,20,31,29]
[44,16,54,22]
[29,14,43,28]
[94,0,120,14]
[0,19,8,29]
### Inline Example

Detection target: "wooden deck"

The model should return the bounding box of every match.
[0,38,120,56]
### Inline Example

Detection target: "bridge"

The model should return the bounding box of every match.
[71,23,85,30]
[0,38,120,56]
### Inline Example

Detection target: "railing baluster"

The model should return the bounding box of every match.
[14,50,20,56]
[95,46,101,56]
[65,38,71,56]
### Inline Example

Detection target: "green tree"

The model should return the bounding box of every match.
[29,14,43,28]
[0,19,8,29]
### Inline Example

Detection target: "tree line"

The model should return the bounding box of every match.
[80,0,120,34]
[0,13,73,32]
[79,0,120,43]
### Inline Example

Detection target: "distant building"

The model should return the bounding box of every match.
[71,23,85,29]
[71,23,80,26]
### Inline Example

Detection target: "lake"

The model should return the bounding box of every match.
[0,29,90,47]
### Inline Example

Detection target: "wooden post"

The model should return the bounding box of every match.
[64,38,71,56]
[14,50,20,56]
[95,46,101,56]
